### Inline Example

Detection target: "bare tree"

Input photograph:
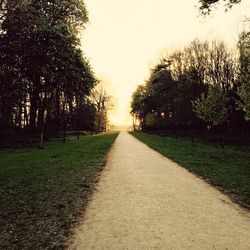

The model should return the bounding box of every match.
[91,81,113,133]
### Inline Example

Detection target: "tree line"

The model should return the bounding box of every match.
[131,35,250,136]
[0,0,111,148]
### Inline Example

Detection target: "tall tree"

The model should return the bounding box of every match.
[0,0,97,147]
[237,31,250,120]
[91,82,113,133]
[130,39,243,133]
[131,85,149,129]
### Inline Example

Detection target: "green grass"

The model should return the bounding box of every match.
[131,131,250,208]
[0,132,118,249]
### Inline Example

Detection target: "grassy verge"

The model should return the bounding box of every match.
[0,132,118,249]
[130,131,250,208]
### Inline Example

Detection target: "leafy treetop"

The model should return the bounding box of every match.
[199,0,241,14]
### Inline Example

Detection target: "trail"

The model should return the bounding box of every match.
[70,132,250,250]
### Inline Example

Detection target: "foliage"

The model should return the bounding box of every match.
[0,132,118,249]
[0,0,110,147]
[131,39,244,133]
[91,82,114,132]
[145,113,158,127]
[199,0,242,14]
[192,84,229,126]
[237,31,250,120]
[131,85,149,123]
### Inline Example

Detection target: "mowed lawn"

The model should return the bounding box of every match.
[0,132,118,249]
[131,131,250,209]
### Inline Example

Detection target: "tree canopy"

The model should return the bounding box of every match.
[199,0,241,14]
[0,0,110,147]
[131,38,249,133]
[192,84,229,126]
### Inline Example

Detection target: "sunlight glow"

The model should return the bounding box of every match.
[81,0,250,126]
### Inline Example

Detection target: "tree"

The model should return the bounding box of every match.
[192,84,229,147]
[131,85,149,129]
[130,39,241,133]
[199,0,241,14]
[237,31,250,120]
[91,82,113,133]
[147,59,175,121]
[0,0,97,148]
[192,84,229,126]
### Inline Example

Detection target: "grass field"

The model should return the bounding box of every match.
[0,132,118,249]
[131,131,250,209]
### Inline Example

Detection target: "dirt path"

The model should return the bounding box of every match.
[69,132,250,250]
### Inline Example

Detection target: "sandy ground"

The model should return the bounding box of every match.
[69,132,250,250]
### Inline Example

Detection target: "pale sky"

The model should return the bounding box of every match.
[81,0,250,125]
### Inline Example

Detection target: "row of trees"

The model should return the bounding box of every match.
[131,34,250,135]
[0,0,111,147]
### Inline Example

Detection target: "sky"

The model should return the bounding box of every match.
[81,0,250,126]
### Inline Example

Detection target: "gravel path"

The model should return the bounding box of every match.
[69,132,250,250]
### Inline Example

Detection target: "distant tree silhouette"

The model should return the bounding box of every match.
[199,0,241,14]
[131,39,249,134]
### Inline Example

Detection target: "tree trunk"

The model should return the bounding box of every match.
[24,97,28,128]
[132,114,136,131]
[17,99,22,129]
[38,109,46,150]
[29,99,37,129]
[68,100,75,130]
[55,90,61,135]
[29,76,40,130]
[76,98,80,139]
[39,123,45,149]
[62,99,66,143]
[37,106,45,130]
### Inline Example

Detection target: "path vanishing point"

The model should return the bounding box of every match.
[69,132,250,250]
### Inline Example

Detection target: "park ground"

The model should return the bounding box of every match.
[70,132,250,250]
[0,132,118,249]
[0,130,249,249]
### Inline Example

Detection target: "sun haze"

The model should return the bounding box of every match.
[81,0,250,126]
